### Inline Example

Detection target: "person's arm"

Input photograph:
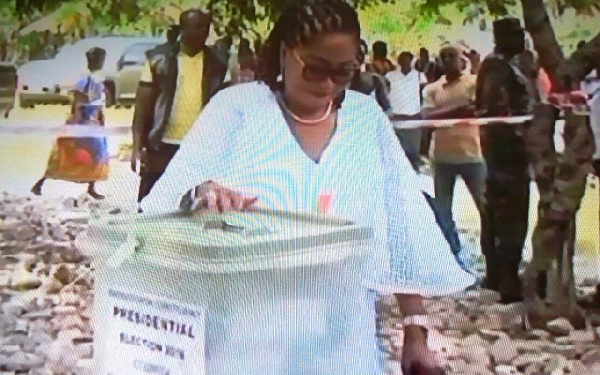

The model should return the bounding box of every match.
[421,81,476,120]
[372,74,391,113]
[141,87,244,213]
[475,58,512,117]
[375,116,475,295]
[374,101,476,296]
[373,104,474,373]
[389,113,422,121]
[70,91,88,123]
[395,293,429,356]
[419,83,469,120]
[421,103,474,120]
[468,51,481,75]
[131,59,157,171]
[68,75,92,123]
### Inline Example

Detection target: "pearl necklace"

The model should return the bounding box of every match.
[282,100,333,124]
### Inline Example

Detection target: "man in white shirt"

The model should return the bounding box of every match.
[582,70,600,174]
[387,51,422,169]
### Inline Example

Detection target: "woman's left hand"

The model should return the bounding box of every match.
[401,340,445,375]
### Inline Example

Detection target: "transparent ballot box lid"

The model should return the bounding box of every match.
[83,209,373,273]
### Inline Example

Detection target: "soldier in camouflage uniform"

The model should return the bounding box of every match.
[476,18,537,303]
[524,34,597,310]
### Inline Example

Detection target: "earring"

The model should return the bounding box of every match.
[279,49,285,80]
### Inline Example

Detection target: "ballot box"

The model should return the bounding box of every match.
[79,210,374,374]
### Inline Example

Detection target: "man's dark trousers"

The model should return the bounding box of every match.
[480,122,530,303]
[137,143,180,203]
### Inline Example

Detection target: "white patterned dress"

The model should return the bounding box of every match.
[143,82,475,374]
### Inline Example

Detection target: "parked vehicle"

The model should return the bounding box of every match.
[0,63,17,117]
[17,36,161,108]
[17,59,69,108]
[115,41,160,105]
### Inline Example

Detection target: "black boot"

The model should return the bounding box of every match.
[31,178,45,196]
[498,260,523,304]
[87,184,105,200]
[481,253,500,292]
[536,271,547,300]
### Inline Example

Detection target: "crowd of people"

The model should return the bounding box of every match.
[358,22,539,305]
[345,22,599,306]
[24,1,599,373]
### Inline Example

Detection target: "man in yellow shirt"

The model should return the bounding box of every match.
[131,9,228,208]
[421,44,486,271]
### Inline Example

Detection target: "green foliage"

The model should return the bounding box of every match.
[419,0,598,19]
[360,1,441,48]
[8,0,598,43]
[405,0,598,53]
[546,0,600,17]
[10,0,403,38]
[206,0,398,37]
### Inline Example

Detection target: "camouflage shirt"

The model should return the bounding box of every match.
[476,51,537,173]
[476,51,537,116]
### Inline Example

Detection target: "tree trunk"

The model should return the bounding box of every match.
[523,111,593,328]
[521,0,566,88]
[522,1,599,88]
[520,0,595,328]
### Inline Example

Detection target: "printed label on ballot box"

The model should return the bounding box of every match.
[103,288,206,375]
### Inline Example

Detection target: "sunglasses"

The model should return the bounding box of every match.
[291,49,358,84]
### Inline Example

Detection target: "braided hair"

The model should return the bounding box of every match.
[257,0,362,94]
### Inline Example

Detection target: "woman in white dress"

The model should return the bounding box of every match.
[143,1,474,373]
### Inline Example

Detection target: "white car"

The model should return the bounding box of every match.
[114,41,161,105]
[18,36,161,108]
[17,59,69,107]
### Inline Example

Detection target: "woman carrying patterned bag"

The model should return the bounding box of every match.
[31,47,109,200]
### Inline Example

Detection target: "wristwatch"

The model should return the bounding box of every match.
[179,189,195,211]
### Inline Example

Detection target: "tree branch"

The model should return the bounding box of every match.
[520,0,566,89]
[562,30,600,84]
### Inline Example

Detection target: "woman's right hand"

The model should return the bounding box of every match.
[191,181,258,213]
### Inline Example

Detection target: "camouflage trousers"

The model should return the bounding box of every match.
[479,122,531,295]
[480,170,530,264]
